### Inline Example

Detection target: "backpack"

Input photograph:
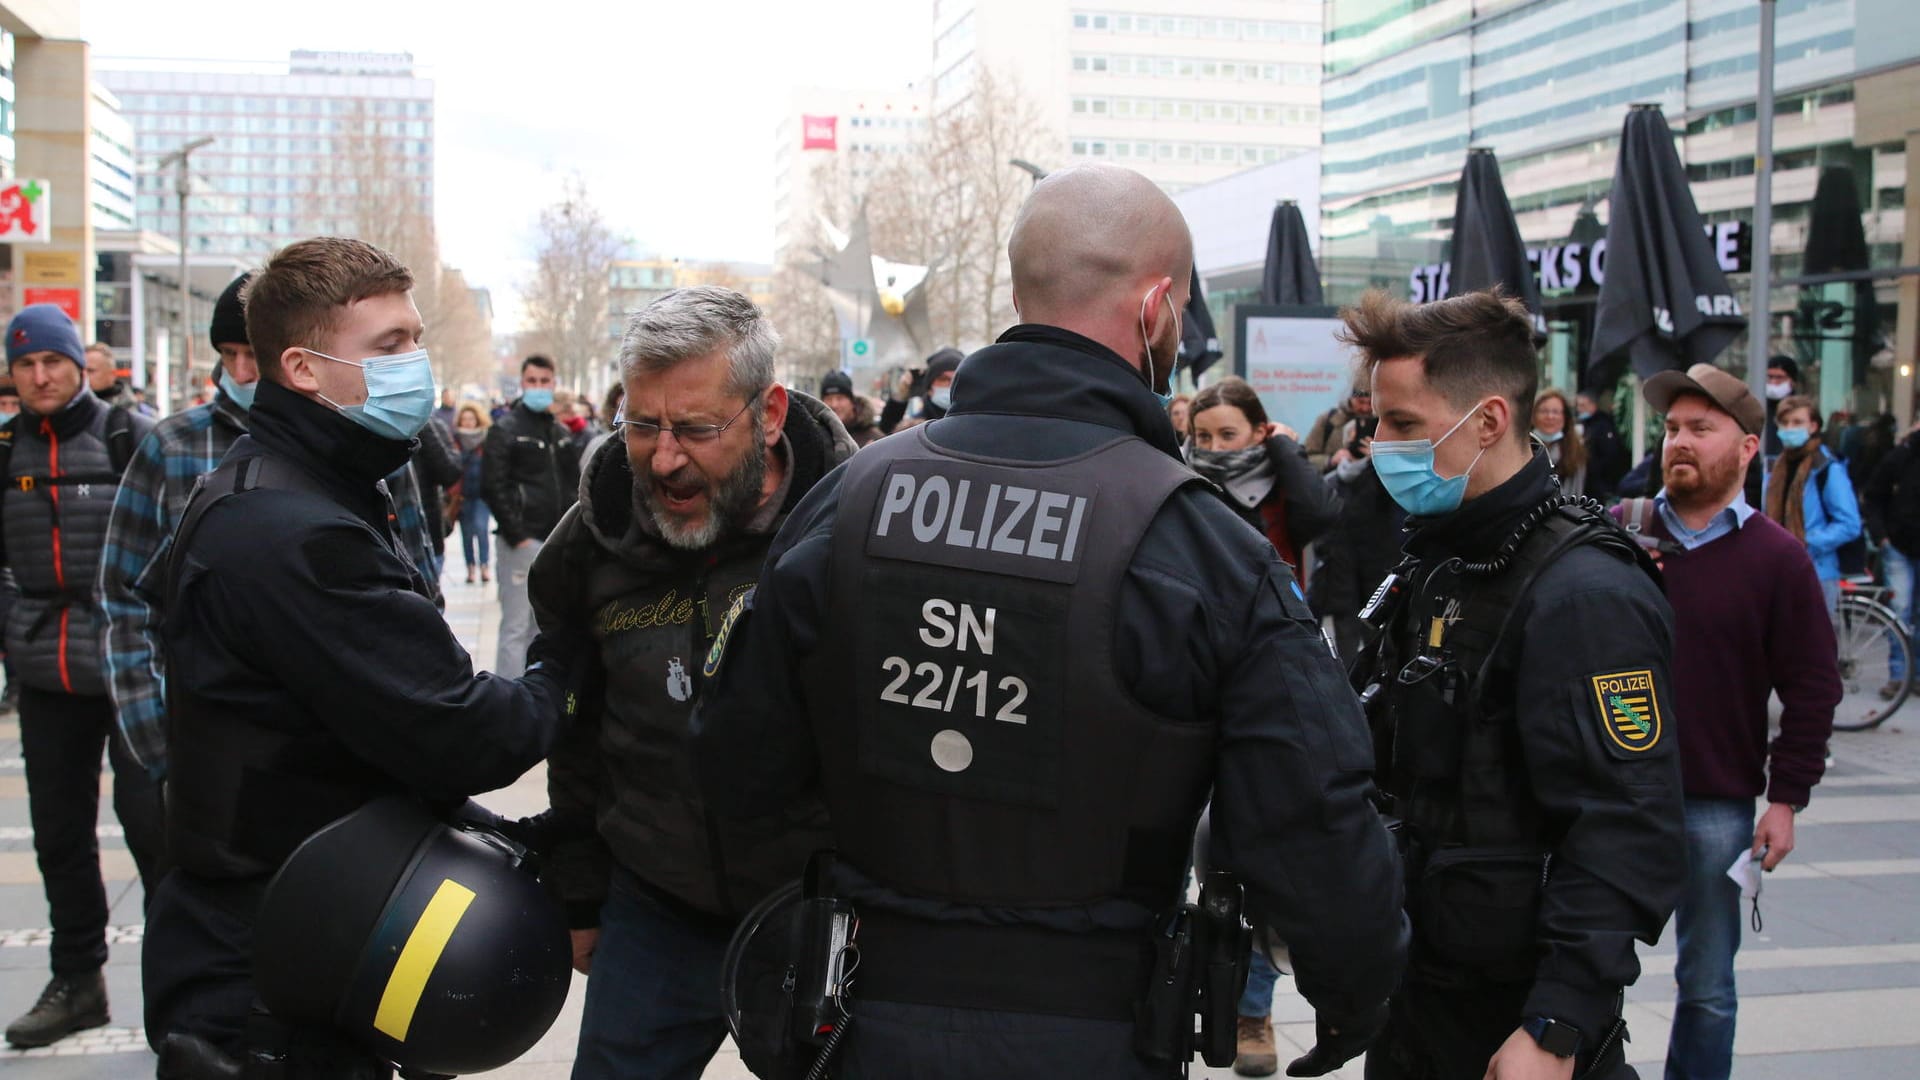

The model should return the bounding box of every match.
[0,405,140,484]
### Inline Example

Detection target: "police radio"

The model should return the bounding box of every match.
[788,896,858,1049]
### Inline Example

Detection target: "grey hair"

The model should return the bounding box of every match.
[618,285,780,399]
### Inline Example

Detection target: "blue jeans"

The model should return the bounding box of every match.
[571,871,732,1080]
[1665,797,1755,1080]
[1882,545,1916,680]
[459,497,491,568]
[1238,945,1278,1017]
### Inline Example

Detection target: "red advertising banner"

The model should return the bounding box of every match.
[802,115,838,151]
[23,287,81,321]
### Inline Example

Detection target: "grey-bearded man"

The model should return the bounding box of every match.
[531,286,857,1080]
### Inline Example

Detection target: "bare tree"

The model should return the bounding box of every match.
[325,101,494,392]
[427,266,495,392]
[939,68,1049,344]
[521,176,624,389]
[765,262,843,383]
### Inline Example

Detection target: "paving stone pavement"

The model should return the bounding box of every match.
[0,571,1916,1077]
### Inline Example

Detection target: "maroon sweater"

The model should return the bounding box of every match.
[1621,506,1838,805]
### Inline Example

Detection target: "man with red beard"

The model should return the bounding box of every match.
[530,286,857,1079]
[1617,364,1839,1080]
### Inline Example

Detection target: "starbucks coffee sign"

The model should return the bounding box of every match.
[1408,220,1748,304]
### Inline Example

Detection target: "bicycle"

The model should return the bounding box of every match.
[1832,576,1911,731]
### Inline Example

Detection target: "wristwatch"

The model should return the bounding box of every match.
[1522,1016,1582,1058]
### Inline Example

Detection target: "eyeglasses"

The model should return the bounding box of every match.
[614,391,760,446]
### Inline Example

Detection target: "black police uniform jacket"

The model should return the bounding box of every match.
[161,380,576,879]
[1368,453,1685,1038]
[693,325,1408,1030]
[535,391,857,925]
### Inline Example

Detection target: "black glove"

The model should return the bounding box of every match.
[524,625,588,681]
[1287,1002,1389,1077]
[524,627,603,723]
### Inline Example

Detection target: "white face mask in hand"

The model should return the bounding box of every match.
[1727,847,1764,931]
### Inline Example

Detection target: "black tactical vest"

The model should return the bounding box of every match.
[1360,499,1653,850]
[802,426,1213,913]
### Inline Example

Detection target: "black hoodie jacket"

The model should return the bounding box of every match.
[693,325,1408,1028]
[160,379,577,878]
[534,391,857,925]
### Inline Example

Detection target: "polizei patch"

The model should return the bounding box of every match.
[864,460,1098,584]
[1590,670,1663,755]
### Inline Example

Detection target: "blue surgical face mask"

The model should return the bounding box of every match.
[1534,428,1564,445]
[928,385,953,411]
[1140,289,1181,409]
[1370,401,1492,517]
[305,347,436,441]
[521,387,555,413]
[218,370,258,411]
[1778,427,1811,449]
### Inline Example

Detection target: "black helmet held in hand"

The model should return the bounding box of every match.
[253,797,572,1076]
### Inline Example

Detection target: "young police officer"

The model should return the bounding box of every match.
[693,164,1407,1078]
[1348,289,1685,1079]
[144,238,584,1075]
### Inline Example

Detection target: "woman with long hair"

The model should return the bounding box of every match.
[1533,388,1588,496]
[1186,377,1333,578]
[1167,393,1192,441]
[453,402,493,584]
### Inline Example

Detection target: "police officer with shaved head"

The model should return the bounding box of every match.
[692,163,1407,1079]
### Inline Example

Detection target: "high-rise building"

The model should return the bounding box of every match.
[932,0,1323,192]
[89,82,136,230]
[100,51,434,259]
[772,86,930,266]
[1318,0,1920,417]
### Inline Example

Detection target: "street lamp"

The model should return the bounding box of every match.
[1009,158,1049,185]
[155,136,214,410]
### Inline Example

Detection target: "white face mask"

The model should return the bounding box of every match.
[1765,382,1793,401]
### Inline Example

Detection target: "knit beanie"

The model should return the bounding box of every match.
[211,272,252,351]
[6,304,85,368]
[819,370,854,399]
[925,348,963,382]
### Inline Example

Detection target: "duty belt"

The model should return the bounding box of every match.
[852,909,1154,1022]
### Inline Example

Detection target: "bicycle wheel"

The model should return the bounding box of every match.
[1832,596,1910,731]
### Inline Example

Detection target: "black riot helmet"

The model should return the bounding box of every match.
[253,797,571,1076]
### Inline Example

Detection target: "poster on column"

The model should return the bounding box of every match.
[1232,304,1354,438]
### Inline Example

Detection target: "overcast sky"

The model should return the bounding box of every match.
[85,0,933,329]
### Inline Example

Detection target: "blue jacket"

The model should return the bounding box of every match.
[1799,445,1862,581]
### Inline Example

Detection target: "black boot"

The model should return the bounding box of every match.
[4,970,109,1048]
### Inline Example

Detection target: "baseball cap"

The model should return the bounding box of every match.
[1641,363,1765,435]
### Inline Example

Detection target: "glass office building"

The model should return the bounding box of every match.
[99,51,434,260]
[1320,0,1920,418]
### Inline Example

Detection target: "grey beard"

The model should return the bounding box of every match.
[634,413,769,551]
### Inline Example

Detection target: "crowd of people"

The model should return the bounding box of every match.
[0,160,1876,1080]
